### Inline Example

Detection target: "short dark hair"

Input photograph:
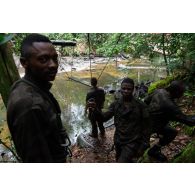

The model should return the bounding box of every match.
[91,77,98,87]
[167,80,185,98]
[168,80,185,90]
[20,33,51,58]
[121,77,134,86]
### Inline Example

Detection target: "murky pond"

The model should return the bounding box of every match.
[51,56,167,144]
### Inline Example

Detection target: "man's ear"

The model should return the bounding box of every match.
[20,57,28,69]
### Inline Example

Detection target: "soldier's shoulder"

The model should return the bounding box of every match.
[153,88,170,101]
[9,80,46,109]
[98,87,105,92]
[109,99,120,107]
[155,88,167,95]
[86,89,95,97]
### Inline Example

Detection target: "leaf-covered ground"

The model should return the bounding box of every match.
[69,126,192,163]
[0,94,194,163]
[70,95,195,163]
[69,126,116,163]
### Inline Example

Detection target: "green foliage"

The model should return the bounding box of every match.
[148,71,188,94]
[12,33,77,56]
[96,33,121,56]
[0,33,14,45]
[138,149,152,163]
[148,76,175,94]
[183,126,195,136]
[0,34,4,42]
[45,33,75,40]
[166,34,195,80]
[173,141,195,162]
[9,33,195,87]
[12,33,28,55]
[184,90,195,97]
[86,33,110,53]
[96,33,158,58]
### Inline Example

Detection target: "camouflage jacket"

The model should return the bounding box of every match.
[144,88,195,131]
[100,97,151,145]
[7,74,68,162]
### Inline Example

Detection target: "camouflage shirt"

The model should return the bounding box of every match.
[144,88,195,131]
[100,97,151,145]
[7,74,68,162]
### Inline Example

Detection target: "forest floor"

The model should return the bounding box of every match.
[0,93,194,163]
[69,96,195,163]
[69,125,193,163]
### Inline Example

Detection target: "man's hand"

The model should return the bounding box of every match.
[87,98,96,111]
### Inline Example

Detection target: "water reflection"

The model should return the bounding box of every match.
[51,58,167,144]
[61,103,91,143]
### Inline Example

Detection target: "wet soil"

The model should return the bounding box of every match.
[70,96,194,163]
[69,126,192,163]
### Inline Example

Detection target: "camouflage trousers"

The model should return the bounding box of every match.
[115,141,147,163]
[88,110,105,136]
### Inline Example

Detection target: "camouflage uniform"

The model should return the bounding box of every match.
[86,87,105,136]
[98,97,151,162]
[7,74,69,162]
[144,88,195,146]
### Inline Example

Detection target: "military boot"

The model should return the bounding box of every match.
[148,145,167,162]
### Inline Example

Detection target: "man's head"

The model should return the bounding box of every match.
[20,33,59,82]
[167,80,185,99]
[121,77,134,100]
[91,77,98,87]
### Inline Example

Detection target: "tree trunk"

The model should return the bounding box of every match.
[162,33,169,76]
[0,42,20,107]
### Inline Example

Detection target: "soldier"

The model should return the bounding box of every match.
[144,80,195,162]
[7,34,71,162]
[87,77,151,162]
[85,77,105,138]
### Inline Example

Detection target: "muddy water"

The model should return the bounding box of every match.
[52,77,90,143]
[51,57,167,144]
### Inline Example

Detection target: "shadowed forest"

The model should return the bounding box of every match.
[0,33,195,162]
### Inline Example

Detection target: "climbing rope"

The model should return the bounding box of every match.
[70,46,74,77]
[55,34,123,87]
[87,33,93,79]
[57,44,78,80]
